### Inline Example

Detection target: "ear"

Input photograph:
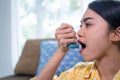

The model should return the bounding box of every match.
[110,27,120,41]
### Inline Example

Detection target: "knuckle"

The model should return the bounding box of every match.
[55,28,59,33]
[60,39,64,44]
[55,32,58,38]
[57,35,61,39]
[71,32,76,37]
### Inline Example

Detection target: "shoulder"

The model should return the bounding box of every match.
[74,62,94,69]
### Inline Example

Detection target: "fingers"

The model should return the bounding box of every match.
[56,27,73,34]
[59,38,78,46]
[57,23,73,29]
[55,23,75,38]
[55,23,77,47]
[56,23,73,34]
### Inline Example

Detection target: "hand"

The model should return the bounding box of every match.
[55,23,77,53]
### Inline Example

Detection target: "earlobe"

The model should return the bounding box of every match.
[111,27,120,41]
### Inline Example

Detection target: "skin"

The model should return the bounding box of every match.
[78,9,120,80]
[37,9,120,80]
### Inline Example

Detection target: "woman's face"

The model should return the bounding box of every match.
[78,9,112,61]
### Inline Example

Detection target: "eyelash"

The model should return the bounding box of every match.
[80,23,91,28]
[85,23,91,27]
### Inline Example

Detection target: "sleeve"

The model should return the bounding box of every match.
[55,62,89,80]
[30,62,86,80]
[30,69,74,80]
[54,68,75,80]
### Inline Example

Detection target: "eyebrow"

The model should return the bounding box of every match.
[81,17,94,23]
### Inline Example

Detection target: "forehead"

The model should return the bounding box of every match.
[81,8,110,30]
[82,9,103,22]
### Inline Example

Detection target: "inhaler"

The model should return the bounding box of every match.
[67,43,79,48]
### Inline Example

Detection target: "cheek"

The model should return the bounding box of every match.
[87,27,109,47]
[86,31,110,58]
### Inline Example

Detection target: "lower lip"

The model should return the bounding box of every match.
[80,48,84,53]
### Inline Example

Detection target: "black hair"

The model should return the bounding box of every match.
[88,0,120,30]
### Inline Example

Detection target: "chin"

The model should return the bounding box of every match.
[83,57,95,62]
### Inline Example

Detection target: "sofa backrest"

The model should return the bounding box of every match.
[14,39,41,75]
[14,38,56,76]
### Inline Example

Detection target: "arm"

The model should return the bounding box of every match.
[36,23,77,80]
[36,49,67,80]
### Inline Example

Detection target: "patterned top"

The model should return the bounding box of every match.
[31,62,120,80]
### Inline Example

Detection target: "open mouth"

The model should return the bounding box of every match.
[78,40,86,49]
[80,43,86,49]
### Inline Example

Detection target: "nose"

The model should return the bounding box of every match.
[77,27,84,38]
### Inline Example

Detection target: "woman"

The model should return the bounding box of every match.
[31,0,120,80]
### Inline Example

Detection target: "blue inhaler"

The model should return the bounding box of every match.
[67,43,79,48]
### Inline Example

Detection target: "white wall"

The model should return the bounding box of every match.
[0,0,14,77]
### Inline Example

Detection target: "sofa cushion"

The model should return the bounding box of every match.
[14,39,40,75]
[35,40,84,76]
[1,75,33,80]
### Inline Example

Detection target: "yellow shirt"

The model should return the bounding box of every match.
[31,62,120,80]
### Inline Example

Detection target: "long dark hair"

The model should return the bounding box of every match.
[88,0,120,30]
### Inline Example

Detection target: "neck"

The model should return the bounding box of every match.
[96,49,120,80]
